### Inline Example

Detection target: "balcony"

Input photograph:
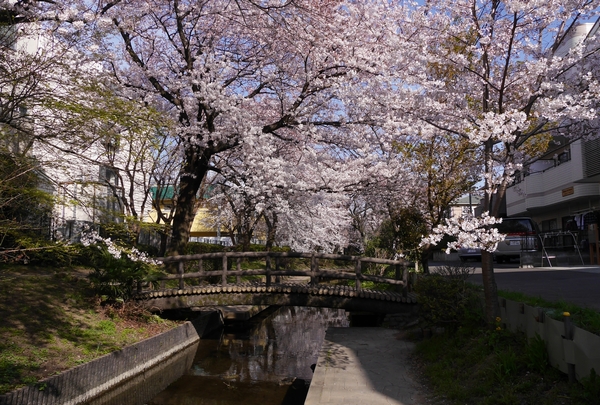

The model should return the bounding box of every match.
[506,157,598,215]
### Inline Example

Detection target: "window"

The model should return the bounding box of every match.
[0,24,18,50]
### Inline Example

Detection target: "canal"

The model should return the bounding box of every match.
[91,306,350,405]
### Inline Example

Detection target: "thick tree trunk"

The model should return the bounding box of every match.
[481,139,501,324]
[264,213,278,251]
[167,147,212,256]
[480,249,500,323]
[158,230,169,257]
[419,244,432,274]
[239,229,253,252]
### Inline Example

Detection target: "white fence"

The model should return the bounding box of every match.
[500,297,600,382]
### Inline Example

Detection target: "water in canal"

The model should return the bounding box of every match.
[93,306,349,405]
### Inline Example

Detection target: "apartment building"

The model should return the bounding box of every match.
[505,22,600,263]
[506,137,600,230]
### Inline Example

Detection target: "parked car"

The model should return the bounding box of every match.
[458,217,541,263]
[494,217,541,264]
[458,246,482,262]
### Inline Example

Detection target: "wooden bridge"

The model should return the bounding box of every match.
[134,252,418,314]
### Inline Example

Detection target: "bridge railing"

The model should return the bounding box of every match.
[144,251,410,297]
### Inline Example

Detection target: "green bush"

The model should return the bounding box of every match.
[0,229,89,267]
[86,244,164,301]
[415,263,482,329]
[96,223,137,246]
[135,243,160,257]
[184,242,228,255]
[365,207,427,261]
[181,243,226,272]
[573,368,600,403]
[0,153,53,230]
[24,242,82,267]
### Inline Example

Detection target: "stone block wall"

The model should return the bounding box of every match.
[0,312,222,405]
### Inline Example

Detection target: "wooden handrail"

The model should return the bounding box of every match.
[151,251,410,297]
[157,251,405,265]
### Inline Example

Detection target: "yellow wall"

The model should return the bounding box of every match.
[145,207,228,237]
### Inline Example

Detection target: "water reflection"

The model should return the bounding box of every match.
[147,306,349,405]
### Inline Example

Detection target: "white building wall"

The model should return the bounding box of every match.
[35,137,151,235]
[8,27,153,240]
[507,140,599,217]
[555,23,597,57]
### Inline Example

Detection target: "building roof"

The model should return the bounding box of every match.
[150,186,176,201]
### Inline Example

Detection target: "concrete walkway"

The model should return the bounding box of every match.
[305,327,423,405]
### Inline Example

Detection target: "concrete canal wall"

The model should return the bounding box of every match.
[0,312,222,405]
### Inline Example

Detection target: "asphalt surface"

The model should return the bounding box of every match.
[448,262,600,311]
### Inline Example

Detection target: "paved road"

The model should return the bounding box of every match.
[445,262,600,311]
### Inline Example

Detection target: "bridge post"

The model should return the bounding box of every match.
[275,256,281,283]
[310,253,319,286]
[355,258,362,292]
[178,261,185,290]
[266,255,272,287]
[236,257,242,284]
[222,255,228,286]
[397,263,408,297]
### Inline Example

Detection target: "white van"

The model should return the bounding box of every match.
[494,217,541,264]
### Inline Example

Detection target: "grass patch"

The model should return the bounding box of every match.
[412,271,600,404]
[414,326,596,404]
[0,265,180,394]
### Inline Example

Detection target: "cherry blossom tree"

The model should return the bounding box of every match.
[0,0,182,247]
[347,191,386,253]
[10,2,600,328]
[0,5,116,246]
[4,0,416,256]
[0,22,52,237]
[51,0,413,256]
[204,128,361,252]
[393,0,600,322]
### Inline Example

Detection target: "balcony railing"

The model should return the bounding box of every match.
[511,151,571,185]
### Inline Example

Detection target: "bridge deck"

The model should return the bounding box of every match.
[134,281,418,304]
[139,252,413,312]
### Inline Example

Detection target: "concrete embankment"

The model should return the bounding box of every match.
[0,312,222,405]
[305,327,422,405]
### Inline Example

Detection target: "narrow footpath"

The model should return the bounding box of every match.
[305,327,425,405]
